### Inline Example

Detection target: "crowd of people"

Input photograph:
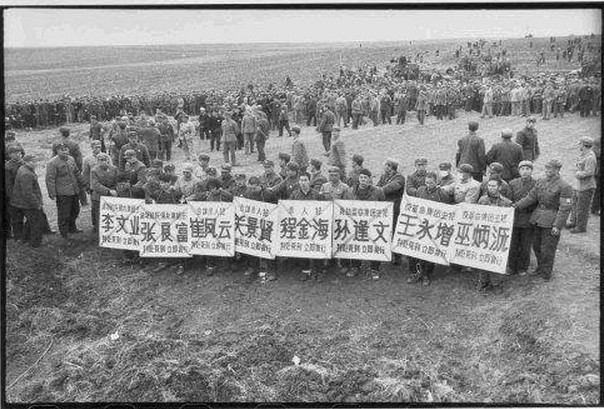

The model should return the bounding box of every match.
[5,107,600,292]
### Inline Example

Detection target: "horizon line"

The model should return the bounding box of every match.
[5,33,600,50]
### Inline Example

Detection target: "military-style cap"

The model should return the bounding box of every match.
[385,158,399,170]
[199,107,206,111]
[263,160,275,167]
[248,176,260,185]
[458,163,474,173]
[526,116,537,123]
[438,162,452,171]
[59,126,70,135]
[221,164,232,171]
[123,149,137,158]
[352,154,364,165]
[6,130,16,139]
[291,125,301,133]
[235,173,246,180]
[97,152,111,161]
[310,158,322,169]
[164,164,175,172]
[468,121,479,128]
[501,129,513,139]
[198,153,210,161]
[415,157,428,165]
[579,136,595,147]
[128,130,138,137]
[182,163,194,172]
[545,159,563,169]
[205,166,217,176]
[278,152,291,162]
[489,162,504,173]
[518,160,533,170]
[22,154,37,162]
[151,159,164,167]
[287,162,299,172]
[55,142,70,150]
[90,140,102,146]
[327,166,340,173]
[332,126,341,132]
[359,168,372,177]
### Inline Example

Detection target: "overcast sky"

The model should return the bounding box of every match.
[4,8,601,48]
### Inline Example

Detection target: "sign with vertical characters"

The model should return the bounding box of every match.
[276,200,333,259]
[98,197,145,251]
[187,201,235,257]
[391,195,457,265]
[332,200,394,262]
[233,197,278,259]
[138,204,192,258]
[449,203,514,274]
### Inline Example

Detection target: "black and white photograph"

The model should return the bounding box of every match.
[3,5,601,405]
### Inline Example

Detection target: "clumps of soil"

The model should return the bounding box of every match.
[276,364,333,401]
[498,300,558,353]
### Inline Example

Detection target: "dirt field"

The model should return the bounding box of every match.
[5,107,600,403]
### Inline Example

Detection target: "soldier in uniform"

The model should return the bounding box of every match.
[317,105,336,153]
[515,116,540,162]
[291,125,309,174]
[259,160,283,198]
[277,152,291,180]
[89,115,106,153]
[46,143,84,240]
[405,157,428,196]
[513,159,573,281]
[5,145,24,240]
[508,160,537,276]
[566,137,597,233]
[121,149,148,199]
[52,126,83,170]
[347,154,365,188]
[270,162,300,200]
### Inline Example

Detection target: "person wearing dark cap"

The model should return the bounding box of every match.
[513,158,573,281]
[46,143,84,240]
[407,171,451,286]
[219,163,236,192]
[157,114,175,161]
[118,131,150,172]
[437,162,456,198]
[479,162,512,200]
[345,167,385,280]
[291,125,309,174]
[406,157,428,197]
[347,154,365,188]
[270,162,299,200]
[259,160,283,196]
[278,107,291,137]
[241,109,256,155]
[11,154,44,247]
[139,117,162,162]
[309,158,327,191]
[486,129,524,182]
[121,149,148,199]
[230,173,248,197]
[254,108,270,162]
[52,126,83,171]
[475,177,513,291]
[221,110,239,166]
[456,121,486,182]
[566,136,597,233]
[208,110,224,152]
[508,160,537,276]
[320,166,351,200]
[515,116,540,162]
[277,152,291,180]
[317,105,336,153]
[377,158,406,265]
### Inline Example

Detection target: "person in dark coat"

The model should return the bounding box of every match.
[317,105,336,153]
[515,116,540,162]
[405,157,428,196]
[11,154,45,247]
[90,152,118,233]
[46,143,84,240]
[377,158,406,265]
[513,159,573,281]
[456,121,486,182]
[486,129,524,182]
[52,126,83,170]
[508,160,537,276]
[118,131,151,172]
[5,145,24,240]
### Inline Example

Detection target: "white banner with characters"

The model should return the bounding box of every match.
[98,197,145,251]
[233,197,278,260]
[187,201,235,257]
[138,204,192,258]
